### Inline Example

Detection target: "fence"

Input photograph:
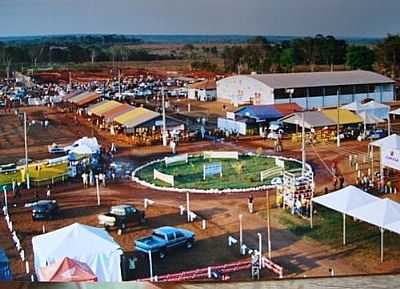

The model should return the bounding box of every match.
[153,169,174,186]
[260,167,283,182]
[31,173,69,187]
[203,151,239,160]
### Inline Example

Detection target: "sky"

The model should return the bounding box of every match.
[0,0,399,37]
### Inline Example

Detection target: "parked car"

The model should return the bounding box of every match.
[32,200,59,220]
[98,204,145,233]
[135,226,195,259]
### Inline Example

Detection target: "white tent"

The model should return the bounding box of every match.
[390,108,400,116]
[313,186,380,245]
[32,223,122,281]
[363,101,390,120]
[65,137,100,155]
[349,198,400,262]
[341,101,365,112]
[369,134,400,183]
[358,111,385,135]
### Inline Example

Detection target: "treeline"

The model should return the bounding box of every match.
[0,43,176,67]
[220,35,400,78]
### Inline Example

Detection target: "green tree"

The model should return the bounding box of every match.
[375,34,400,77]
[280,48,296,72]
[345,45,375,70]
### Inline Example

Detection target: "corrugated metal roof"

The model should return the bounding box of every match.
[114,107,160,128]
[102,104,135,122]
[246,70,394,89]
[273,103,303,116]
[281,111,336,128]
[68,92,99,106]
[189,79,216,90]
[235,103,302,121]
[322,109,363,125]
[88,100,121,116]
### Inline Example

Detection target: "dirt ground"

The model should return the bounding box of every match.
[1,105,400,282]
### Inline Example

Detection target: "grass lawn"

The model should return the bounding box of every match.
[275,206,400,260]
[136,155,301,190]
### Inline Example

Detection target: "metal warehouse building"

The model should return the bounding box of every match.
[216,70,395,109]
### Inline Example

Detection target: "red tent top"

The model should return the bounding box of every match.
[273,103,303,116]
[39,257,97,282]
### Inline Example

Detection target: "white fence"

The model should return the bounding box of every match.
[203,162,223,180]
[260,167,283,182]
[203,151,239,160]
[165,154,188,166]
[154,169,174,186]
[275,158,285,169]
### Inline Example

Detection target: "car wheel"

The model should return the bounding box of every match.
[185,240,193,249]
[159,249,167,259]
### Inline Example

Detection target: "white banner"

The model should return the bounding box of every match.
[217,118,246,135]
[203,162,222,180]
[260,167,283,181]
[203,151,239,160]
[382,148,400,171]
[154,169,174,186]
[275,158,285,169]
[165,154,188,166]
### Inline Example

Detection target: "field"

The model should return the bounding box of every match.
[135,155,302,189]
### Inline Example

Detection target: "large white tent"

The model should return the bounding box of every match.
[369,134,400,183]
[313,187,400,262]
[32,223,122,281]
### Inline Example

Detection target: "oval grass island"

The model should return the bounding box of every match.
[132,152,307,194]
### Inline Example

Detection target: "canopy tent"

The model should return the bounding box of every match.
[363,101,390,120]
[313,186,400,262]
[341,101,365,111]
[87,100,122,117]
[358,111,385,134]
[321,109,363,125]
[280,111,335,129]
[114,107,160,129]
[32,223,122,282]
[369,134,400,184]
[390,108,400,116]
[39,257,97,282]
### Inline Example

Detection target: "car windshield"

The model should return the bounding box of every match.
[152,232,166,240]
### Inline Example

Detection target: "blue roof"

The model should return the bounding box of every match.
[235,105,283,121]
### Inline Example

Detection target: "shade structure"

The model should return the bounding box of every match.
[370,134,400,149]
[87,100,122,117]
[358,111,385,124]
[32,223,122,281]
[65,137,100,155]
[363,101,390,120]
[68,92,99,107]
[322,109,363,125]
[280,111,335,129]
[39,257,97,282]
[390,108,400,116]
[102,104,135,123]
[114,107,160,129]
[313,185,380,215]
[236,103,302,122]
[349,198,400,231]
[341,101,366,112]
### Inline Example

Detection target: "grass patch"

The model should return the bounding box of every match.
[136,155,301,190]
[276,207,400,259]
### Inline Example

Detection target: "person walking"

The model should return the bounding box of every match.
[248,194,254,214]
[46,185,51,199]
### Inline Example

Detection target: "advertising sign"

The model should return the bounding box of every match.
[382,148,400,171]
[203,162,223,180]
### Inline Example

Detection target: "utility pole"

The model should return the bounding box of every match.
[118,69,121,96]
[23,112,29,189]
[161,87,167,146]
[266,190,272,259]
[301,110,306,176]
[337,89,341,147]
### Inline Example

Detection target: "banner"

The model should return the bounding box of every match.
[275,158,285,169]
[154,169,175,186]
[203,151,239,160]
[217,118,246,135]
[203,162,222,180]
[165,154,188,166]
[382,148,400,171]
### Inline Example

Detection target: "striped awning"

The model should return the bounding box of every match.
[68,92,99,107]
[322,109,363,125]
[87,100,122,117]
[114,107,160,128]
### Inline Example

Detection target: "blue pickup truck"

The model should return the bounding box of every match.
[135,226,195,259]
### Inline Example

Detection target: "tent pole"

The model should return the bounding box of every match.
[310,198,313,229]
[343,213,346,245]
[381,227,384,263]
[380,148,384,187]
[371,145,374,182]
[388,115,391,136]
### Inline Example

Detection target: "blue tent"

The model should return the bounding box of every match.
[0,249,12,281]
[235,105,283,122]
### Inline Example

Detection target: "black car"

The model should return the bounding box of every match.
[32,200,59,220]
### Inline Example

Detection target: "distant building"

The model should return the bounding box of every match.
[217,70,395,108]
[188,79,217,102]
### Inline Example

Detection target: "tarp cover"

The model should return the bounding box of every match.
[322,109,363,125]
[114,107,160,128]
[39,257,97,282]
[280,111,336,128]
[370,134,400,149]
[32,223,122,282]
[235,103,302,122]
[65,137,100,155]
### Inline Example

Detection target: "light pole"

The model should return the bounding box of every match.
[257,233,262,270]
[95,175,100,206]
[161,87,168,146]
[186,192,190,223]
[3,187,8,210]
[301,110,306,176]
[266,190,272,259]
[23,112,29,189]
[336,89,341,147]
[148,250,153,280]
[239,214,243,249]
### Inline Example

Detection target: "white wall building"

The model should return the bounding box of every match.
[188,79,217,102]
[217,70,395,108]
